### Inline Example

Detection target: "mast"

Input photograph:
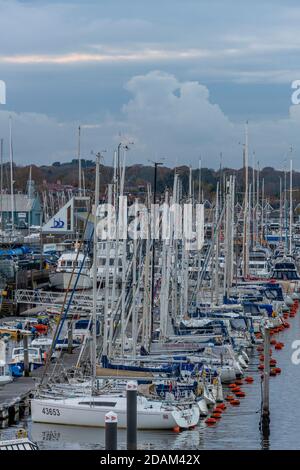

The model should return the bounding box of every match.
[103,184,112,357]
[92,153,100,385]
[198,158,202,203]
[261,178,265,245]
[150,162,162,341]
[256,161,260,244]
[283,163,287,253]
[242,122,249,278]
[214,182,220,304]
[120,150,127,355]
[252,154,255,247]
[279,176,283,243]
[28,166,32,234]
[9,117,14,233]
[131,201,138,357]
[289,159,293,255]
[78,126,82,196]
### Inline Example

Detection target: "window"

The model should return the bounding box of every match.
[78,401,117,407]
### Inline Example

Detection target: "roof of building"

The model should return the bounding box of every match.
[0,194,40,213]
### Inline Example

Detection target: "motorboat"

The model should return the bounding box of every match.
[50,251,92,291]
[9,346,43,373]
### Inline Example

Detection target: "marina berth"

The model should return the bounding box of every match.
[0,146,299,452]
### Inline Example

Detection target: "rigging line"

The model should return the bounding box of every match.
[39,206,92,387]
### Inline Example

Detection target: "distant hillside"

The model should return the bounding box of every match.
[1,160,299,204]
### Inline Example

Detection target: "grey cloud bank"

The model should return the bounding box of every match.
[1,0,300,168]
[0,71,299,169]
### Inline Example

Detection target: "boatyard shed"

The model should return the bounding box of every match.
[0,194,42,228]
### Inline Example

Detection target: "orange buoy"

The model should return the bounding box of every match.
[205,417,217,425]
[217,403,226,410]
[229,383,237,388]
[173,426,180,433]
[284,322,290,328]
[212,413,222,419]
[275,343,282,350]
[258,364,264,370]
[259,354,264,361]
[257,345,264,352]
[235,391,246,398]
[270,339,276,345]
[275,367,281,374]
[225,395,234,401]
[231,386,241,392]
[270,369,277,376]
[214,406,223,413]
[270,358,277,366]
[245,376,254,383]
[230,399,240,406]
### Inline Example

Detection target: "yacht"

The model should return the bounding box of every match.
[10,346,43,373]
[270,257,300,282]
[31,392,199,429]
[248,250,270,278]
[50,251,92,291]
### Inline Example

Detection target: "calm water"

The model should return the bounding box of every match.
[1,314,300,450]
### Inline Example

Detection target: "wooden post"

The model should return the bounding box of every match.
[126,380,137,450]
[23,334,30,377]
[262,326,270,434]
[105,411,118,450]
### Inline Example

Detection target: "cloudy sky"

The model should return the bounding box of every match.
[0,0,300,169]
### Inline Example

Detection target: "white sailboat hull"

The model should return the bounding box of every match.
[31,396,199,430]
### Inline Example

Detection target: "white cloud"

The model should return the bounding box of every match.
[1,71,300,169]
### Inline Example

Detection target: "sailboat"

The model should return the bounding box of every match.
[31,392,199,429]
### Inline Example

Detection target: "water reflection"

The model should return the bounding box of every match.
[30,422,192,450]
